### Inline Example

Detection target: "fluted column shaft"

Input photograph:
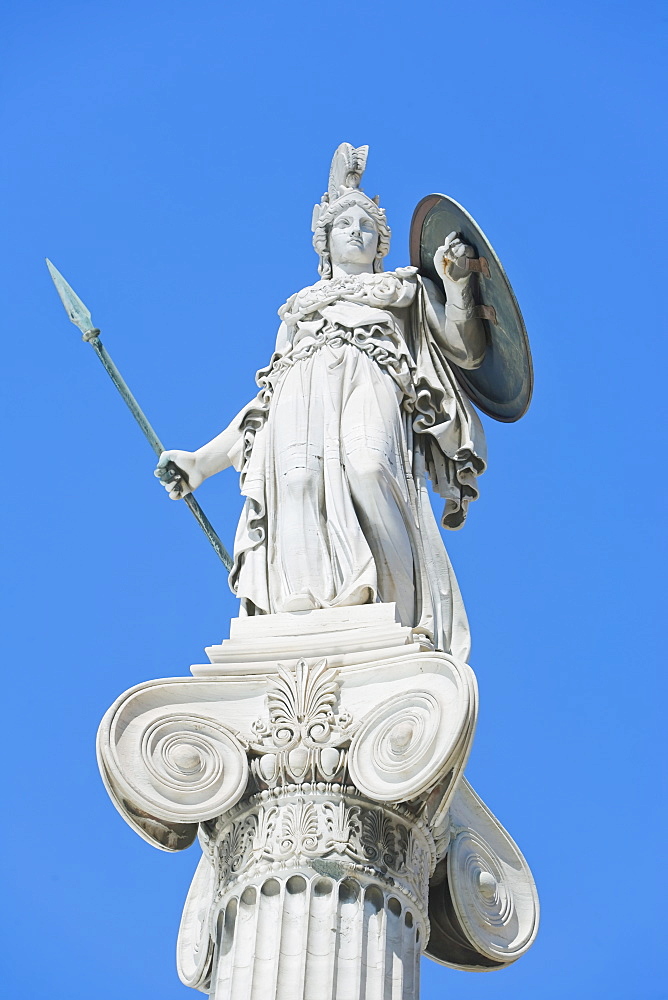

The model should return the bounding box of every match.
[210,872,421,1000]
[201,784,432,1000]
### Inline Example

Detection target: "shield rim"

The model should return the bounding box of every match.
[409,193,533,423]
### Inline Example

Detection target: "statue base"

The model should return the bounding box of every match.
[97,603,539,998]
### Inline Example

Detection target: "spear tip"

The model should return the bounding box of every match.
[46,258,95,336]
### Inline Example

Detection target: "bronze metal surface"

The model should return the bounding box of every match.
[410,194,533,422]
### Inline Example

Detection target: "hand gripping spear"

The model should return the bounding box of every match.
[46,259,233,570]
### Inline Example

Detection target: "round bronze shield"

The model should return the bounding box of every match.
[410,194,532,422]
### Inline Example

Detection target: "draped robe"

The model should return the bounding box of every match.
[225,266,486,661]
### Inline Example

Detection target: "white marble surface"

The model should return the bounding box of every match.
[98,144,538,998]
[196,602,431,673]
[156,142,487,660]
[98,603,539,996]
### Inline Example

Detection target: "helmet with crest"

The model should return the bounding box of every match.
[312,143,391,278]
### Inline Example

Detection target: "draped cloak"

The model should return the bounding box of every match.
[225,266,486,661]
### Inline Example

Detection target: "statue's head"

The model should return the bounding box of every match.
[312,144,391,278]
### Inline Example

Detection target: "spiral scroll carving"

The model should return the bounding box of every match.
[447,828,537,961]
[111,714,249,824]
[348,672,474,802]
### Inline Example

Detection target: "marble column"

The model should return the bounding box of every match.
[97,604,538,998]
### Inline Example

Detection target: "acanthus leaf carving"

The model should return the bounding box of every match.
[202,785,436,917]
[216,814,256,885]
[277,797,320,857]
[249,659,354,789]
[361,808,397,868]
[322,799,361,851]
[251,659,352,752]
[252,803,279,858]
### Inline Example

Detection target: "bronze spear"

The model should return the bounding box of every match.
[46,259,233,570]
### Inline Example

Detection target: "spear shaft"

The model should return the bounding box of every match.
[46,259,233,571]
[90,334,232,570]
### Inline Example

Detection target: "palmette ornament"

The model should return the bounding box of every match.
[90,143,539,998]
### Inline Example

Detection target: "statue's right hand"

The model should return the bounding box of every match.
[154,450,204,500]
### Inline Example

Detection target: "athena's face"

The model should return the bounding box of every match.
[328,203,379,269]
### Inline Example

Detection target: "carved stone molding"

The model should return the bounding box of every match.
[202,784,435,922]
[426,780,539,971]
[348,670,475,803]
[99,707,249,828]
[98,605,539,997]
[249,658,354,788]
[251,658,353,750]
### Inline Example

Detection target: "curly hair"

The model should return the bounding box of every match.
[312,191,391,279]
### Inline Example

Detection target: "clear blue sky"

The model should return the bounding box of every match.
[2,1,666,997]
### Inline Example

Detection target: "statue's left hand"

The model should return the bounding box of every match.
[433,231,475,282]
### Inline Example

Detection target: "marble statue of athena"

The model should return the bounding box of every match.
[97,143,539,1000]
[158,143,487,662]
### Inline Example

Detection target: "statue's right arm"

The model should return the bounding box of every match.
[155,403,250,500]
[156,322,289,499]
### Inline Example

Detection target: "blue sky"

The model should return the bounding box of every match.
[2,1,666,997]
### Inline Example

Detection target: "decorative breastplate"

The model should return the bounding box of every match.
[264,269,419,397]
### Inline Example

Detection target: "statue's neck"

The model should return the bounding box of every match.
[331,262,375,278]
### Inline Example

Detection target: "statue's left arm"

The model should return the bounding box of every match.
[421,233,486,369]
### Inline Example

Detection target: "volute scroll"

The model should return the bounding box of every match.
[426,779,539,970]
[97,687,251,846]
[348,659,477,803]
